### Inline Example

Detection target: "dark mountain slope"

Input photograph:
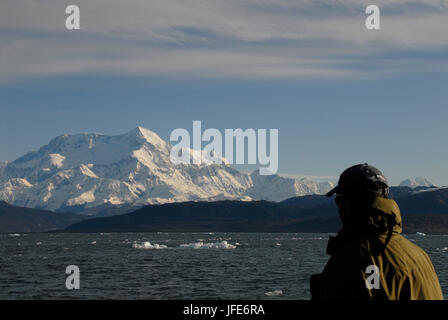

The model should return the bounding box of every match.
[66,200,313,232]
[0,201,86,233]
[65,188,448,234]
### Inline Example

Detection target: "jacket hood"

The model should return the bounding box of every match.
[327,197,402,256]
[365,197,402,235]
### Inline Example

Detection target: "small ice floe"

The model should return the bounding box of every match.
[36,242,42,245]
[132,241,168,249]
[275,243,281,246]
[91,241,97,244]
[8,233,21,237]
[265,290,283,297]
[179,241,236,249]
[416,232,426,236]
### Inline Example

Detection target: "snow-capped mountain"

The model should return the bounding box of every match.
[399,178,437,189]
[247,170,335,202]
[0,127,334,212]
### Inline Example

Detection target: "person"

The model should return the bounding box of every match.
[310,163,443,300]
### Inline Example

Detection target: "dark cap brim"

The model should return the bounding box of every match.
[326,185,339,197]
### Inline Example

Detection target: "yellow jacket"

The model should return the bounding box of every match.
[311,197,443,300]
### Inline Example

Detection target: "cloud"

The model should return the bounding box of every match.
[278,173,339,182]
[0,0,447,82]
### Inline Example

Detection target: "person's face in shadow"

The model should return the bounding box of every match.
[335,194,351,226]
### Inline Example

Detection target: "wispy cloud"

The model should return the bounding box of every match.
[278,173,339,182]
[1,0,447,82]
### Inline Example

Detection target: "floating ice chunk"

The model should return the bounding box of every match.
[179,241,236,249]
[132,241,168,249]
[91,241,97,244]
[416,232,426,236]
[8,233,21,237]
[36,242,42,245]
[265,290,283,297]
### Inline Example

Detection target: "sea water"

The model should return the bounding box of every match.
[0,232,447,299]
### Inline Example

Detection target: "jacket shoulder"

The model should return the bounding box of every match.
[319,242,371,300]
[379,235,444,300]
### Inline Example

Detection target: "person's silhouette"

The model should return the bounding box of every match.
[310,163,443,300]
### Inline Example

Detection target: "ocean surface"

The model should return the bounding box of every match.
[1,232,447,300]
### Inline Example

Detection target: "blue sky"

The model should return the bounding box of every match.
[1,0,448,186]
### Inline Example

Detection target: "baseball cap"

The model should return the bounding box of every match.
[326,163,389,197]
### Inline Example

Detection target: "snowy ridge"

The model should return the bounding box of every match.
[399,178,437,188]
[0,127,334,212]
[247,170,335,202]
[411,186,448,195]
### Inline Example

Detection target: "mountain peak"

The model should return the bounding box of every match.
[399,178,436,189]
[127,126,167,148]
